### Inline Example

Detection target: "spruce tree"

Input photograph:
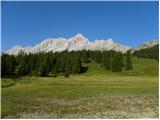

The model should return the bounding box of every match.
[18,56,25,75]
[126,50,132,71]
[110,52,123,72]
[52,64,58,78]
[64,65,70,77]
[1,54,7,76]
[39,55,49,77]
[104,52,110,70]
[95,51,102,63]
[64,55,70,78]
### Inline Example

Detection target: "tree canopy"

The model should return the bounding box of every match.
[1,50,133,77]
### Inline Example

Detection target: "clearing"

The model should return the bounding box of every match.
[1,57,159,118]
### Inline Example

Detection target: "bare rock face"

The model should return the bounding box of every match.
[7,33,155,55]
[68,34,89,51]
[32,38,68,53]
[88,39,130,53]
[136,40,158,50]
[5,45,24,55]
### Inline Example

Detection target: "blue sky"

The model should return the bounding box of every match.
[2,1,159,51]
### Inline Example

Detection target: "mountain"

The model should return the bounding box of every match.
[4,34,131,55]
[133,44,159,61]
[135,40,158,50]
[4,34,158,55]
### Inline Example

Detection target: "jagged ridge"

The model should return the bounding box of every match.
[5,34,158,55]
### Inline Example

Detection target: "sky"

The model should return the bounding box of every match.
[1,1,159,51]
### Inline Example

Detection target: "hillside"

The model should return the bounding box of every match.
[2,55,159,118]
[82,57,158,76]
[133,44,159,61]
[2,45,159,118]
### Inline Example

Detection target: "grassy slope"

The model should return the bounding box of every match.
[1,57,159,118]
[82,57,158,76]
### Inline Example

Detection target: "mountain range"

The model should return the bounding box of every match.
[4,34,158,55]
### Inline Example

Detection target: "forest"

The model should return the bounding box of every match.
[1,50,132,77]
[133,44,159,61]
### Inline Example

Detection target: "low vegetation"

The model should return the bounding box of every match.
[1,56,159,118]
[2,76,158,118]
[1,78,15,88]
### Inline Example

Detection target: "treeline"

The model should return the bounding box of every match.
[133,44,159,61]
[87,50,132,72]
[1,50,132,77]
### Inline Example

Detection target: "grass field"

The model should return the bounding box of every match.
[1,57,159,118]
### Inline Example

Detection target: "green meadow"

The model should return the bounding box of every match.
[1,57,159,118]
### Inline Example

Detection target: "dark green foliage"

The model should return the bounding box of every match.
[126,51,132,71]
[1,50,133,77]
[1,54,7,76]
[48,52,56,72]
[17,54,30,76]
[1,54,16,76]
[39,54,49,77]
[101,51,110,70]
[94,51,102,63]
[64,64,70,78]
[133,44,159,61]
[52,64,58,78]
[1,79,15,88]
[110,52,124,72]
[64,53,71,78]
[81,50,90,63]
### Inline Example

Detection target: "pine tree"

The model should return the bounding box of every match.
[72,54,81,74]
[52,63,58,78]
[94,51,102,63]
[81,50,89,63]
[64,55,70,78]
[1,54,7,76]
[103,51,110,70]
[110,52,123,72]
[117,52,124,71]
[39,55,49,77]
[110,52,116,72]
[2,49,130,77]
[18,55,26,75]
[126,50,132,71]
[64,64,70,78]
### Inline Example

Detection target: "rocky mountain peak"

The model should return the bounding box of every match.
[5,34,157,55]
[69,34,88,42]
[106,38,114,43]
[136,39,158,50]
[74,33,85,38]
